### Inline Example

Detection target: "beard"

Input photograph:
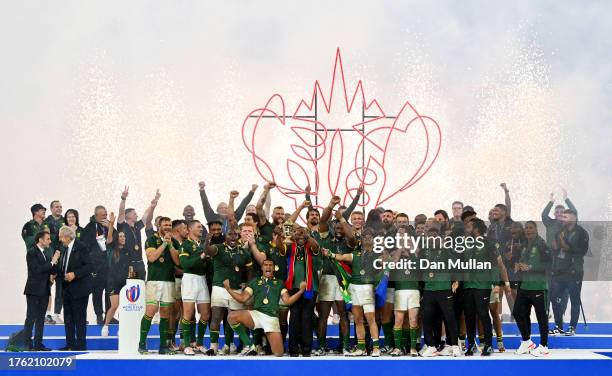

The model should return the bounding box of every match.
[210,233,225,244]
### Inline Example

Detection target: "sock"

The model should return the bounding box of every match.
[357,339,366,351]
[181,318,192,346]
[382,322,394,348]
[223,323,234,347]
[173,319,179,343]
[497,334,503,343]
[342,334,350,350]
[410,327,418,351]
[393,327,403,349]
[402,328,410,350]
[231,323,252,347]
[253,328,264,346]
[197,319,208,346]
[210,330,220,347]
[459,334,466,341]
[168,323,175,345]
[159,318,169,349]
[139,314,153,348]
[478,335,484,344]
[372,339,380,349]
[190,320,196,345]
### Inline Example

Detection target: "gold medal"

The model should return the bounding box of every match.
[429,272,434,278]
[235,266,240,272]
[262,298,269,305]
[159,257,165,263]
[360,269,365,275]
[135,245,139,251]
[274,265,279,271]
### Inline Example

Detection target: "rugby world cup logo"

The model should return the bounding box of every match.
[126,284,140,303]
[242,48,442,216]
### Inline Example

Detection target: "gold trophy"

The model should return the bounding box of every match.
[282,220,295,245]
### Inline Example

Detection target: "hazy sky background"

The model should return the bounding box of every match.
[1,0,611,322]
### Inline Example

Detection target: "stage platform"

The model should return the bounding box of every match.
[1,323,611,375]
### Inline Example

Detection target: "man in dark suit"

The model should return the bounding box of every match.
[57,226,92,351]
[23,231,61,351]
[82,205,111,325]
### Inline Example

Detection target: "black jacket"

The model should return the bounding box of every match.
[58,239,93,299]
[23,245,57,297]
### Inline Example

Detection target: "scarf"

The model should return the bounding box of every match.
[285,242,313,299]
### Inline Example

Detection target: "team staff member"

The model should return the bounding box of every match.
[64,209,84,240]
[463,218,511,356]
[199,180,256,234]
[138,217,179,355]
[57,226,92,351]
[419,225,463,357]
[23,231,60,351]
[204,225,254,355]
[22,204,52,250]
[325,225,381,357]
[45,200,65,324]
[224,259,307,356]
[101,212,130,336]
[513,221,551,357]
[179,220,211,356]
[117,186,160,281]
[550,209,589,336]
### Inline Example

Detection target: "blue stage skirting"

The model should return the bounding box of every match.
[1,323,612,351]
[1,356,611,376]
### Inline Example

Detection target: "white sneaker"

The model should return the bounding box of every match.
[101,325,109,337]
[229,342,238,354]
[54,314,64,324]
[389,348,403,356]
[530,344,549,357]
[438,345,453,356]
[515,339,536,355]
[452,345,464,357]
[347,348,365,357]
[219,344,230,355]
[371,348,381,357]
[458,338,465,352]
[196,345,208,354]
[421,346,439,357]
[183,346,195,356]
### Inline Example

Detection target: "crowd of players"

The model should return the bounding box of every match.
[20,181,589,357]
